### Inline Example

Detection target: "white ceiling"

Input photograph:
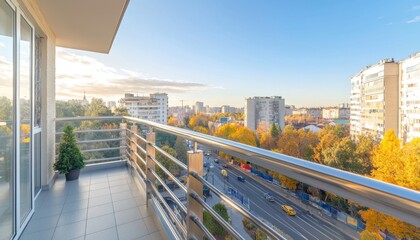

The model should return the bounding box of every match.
[37,0,130,53]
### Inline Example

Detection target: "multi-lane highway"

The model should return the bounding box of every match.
[203,151,355,240]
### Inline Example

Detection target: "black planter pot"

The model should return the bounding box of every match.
[65,169,80,181]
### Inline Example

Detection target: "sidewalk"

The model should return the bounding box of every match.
[229,163,360,240]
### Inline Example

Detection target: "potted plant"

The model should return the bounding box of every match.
[54,125,85,181]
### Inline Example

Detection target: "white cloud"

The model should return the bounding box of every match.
[56,48,212,100]
[407,15,420,23]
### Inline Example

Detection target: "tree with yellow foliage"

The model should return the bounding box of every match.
[360,130,420,239]
[167,116,178,126]
[193,126,208,134]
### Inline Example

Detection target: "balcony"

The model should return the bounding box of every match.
[20,166,166,240]
[19,116,420,240]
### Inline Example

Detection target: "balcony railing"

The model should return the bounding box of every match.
[56,116,420,240]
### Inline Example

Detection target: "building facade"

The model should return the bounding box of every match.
[400,52,420,142]
[245,96,285,131]
[292,108,322,119]
[195,101,204,114]
[120,93,168,124]
[322,107,350,120]
[350,59,399,140]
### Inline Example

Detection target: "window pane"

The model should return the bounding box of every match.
[34,37,41,128]
[0,0,15,238]
[19,16,32,223]
[34,132,41,195]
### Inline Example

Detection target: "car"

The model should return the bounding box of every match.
[237,176,246,182]
[281,205,297,216]
[214,159,219,163]
[210,164,214,169]
[264,193,275,202]
[222,164,228,168]
[205,151,211,156]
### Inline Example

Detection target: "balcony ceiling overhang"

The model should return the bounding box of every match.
[37,0,130,53]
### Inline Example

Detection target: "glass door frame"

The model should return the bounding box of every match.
[5,0,36,238]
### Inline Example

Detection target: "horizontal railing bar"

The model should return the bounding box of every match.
[190,214,216,240]
[126,128,147,143]
[126,137,147,155]
[153,145,188,170]
[190,171,286,240]
[126,148,147,166]
[149,155,187,193]
[82,146,126,153]
[190,191,244,240]
[149,168,188,214]
[84,156,121,163]
[149,180,188,238]
[77,138,123,144]
[56,128,123,135]
[56,116,123,122]
[126,150,147,180]
[123,116,420,226]
[150,196,184,240]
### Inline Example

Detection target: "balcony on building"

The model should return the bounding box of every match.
[0,1,419,240]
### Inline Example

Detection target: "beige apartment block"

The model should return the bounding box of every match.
[400,52,420,142]
[350,59,399,140]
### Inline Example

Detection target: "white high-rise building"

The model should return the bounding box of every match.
[120,93,168,124]
[245,96,285,131]
[400,52,420,142]
[350,59,399,140]
[195,101,204,114]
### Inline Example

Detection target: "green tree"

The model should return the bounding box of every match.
[54,125,85,174]
[269,123,279,138]
[203,203,229,237]
[85,98,113,116]
[155,146,181,179]
[113,107,129,116]
[174,137,188,164]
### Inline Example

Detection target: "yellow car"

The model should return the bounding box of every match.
[281,205,297,216]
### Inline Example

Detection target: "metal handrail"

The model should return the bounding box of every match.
[56,128,123,135]
[77,138,123,144]
[84,156,122,163]
[148,154,187,193]
[189,214,216,240]
[55,116,420,227]
[190,191,244,240]
[149,181,188,238]
[153,144,188,171]
[123,116,420,227]
[190,171,286,240]
[126,128,147,143]
[126,136,147,155]
[149,167,188,214]
[81,146,125,153]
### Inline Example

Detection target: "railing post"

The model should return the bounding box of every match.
[130,125,138,169]
[146,129,156,208]
[120,123,127,161]
[187,149,204,239]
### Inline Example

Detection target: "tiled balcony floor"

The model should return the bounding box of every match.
[20,166,166,240]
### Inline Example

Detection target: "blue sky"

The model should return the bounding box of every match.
[62,1,420,107]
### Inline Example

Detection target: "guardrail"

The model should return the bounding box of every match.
[56,116,420,240]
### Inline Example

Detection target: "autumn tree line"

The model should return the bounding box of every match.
[183,113,420,240]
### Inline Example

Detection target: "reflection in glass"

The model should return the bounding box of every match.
[20,16,32,223]
[34,133,41,195]
[0,0,14,238]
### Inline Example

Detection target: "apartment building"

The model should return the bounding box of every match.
[195,101,204,114]
[322,107,350,120]
[120,93,168,124]
[400,52,420,142]
[350,59,399,139]
[292,108,323,119]
[245,96,285,131]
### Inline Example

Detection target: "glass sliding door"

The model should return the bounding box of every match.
[0,0,15,239]
[19,15,33,224]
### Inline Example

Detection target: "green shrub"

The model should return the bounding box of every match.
[54,125,85,174]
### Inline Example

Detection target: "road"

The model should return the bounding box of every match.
[201,149,354,240]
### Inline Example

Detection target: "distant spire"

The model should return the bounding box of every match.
[83,90,87,101]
